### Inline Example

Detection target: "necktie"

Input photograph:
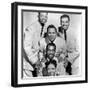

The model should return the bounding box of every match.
[40,26,43,37]
[40,23,44,37]
[51,41,54,43]
[64,30,67,41]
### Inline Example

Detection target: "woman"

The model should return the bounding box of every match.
[45,60,57,76]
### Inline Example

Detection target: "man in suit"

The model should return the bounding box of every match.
[23,12,48,78]
[58,14,70,41]
[58,14,80,75]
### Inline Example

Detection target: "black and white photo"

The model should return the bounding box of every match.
[11,2,88,87]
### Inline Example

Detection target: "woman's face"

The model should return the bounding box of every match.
[47,63,56,76]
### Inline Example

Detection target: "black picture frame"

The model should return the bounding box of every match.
[11,2,88,87]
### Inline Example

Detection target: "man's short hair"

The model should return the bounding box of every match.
[47,24,57,33]
[38,12,48,16]
[60,14,70,21]
[45,60,57,69]
[46,43,56,51]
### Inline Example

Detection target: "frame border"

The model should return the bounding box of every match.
[11,2,88,87]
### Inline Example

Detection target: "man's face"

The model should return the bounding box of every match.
[47,28,57,42]
[38,12,48,24]
[47,63,56,76]
[61,17,70,31]
[47,45,55,60]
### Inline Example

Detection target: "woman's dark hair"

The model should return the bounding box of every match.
[45,60,57,69]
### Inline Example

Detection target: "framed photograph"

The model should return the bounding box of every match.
[11,2,88,87]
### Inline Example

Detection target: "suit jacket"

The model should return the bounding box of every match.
[58,27,67,41]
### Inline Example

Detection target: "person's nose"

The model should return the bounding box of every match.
[50,51,54,54]
[50,34,54,38]
[49,51,52,54]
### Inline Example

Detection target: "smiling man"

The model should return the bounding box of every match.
[23,12,48,78]
[58,14,80,75]
[58,14,70,41]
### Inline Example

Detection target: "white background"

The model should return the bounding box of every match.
[0,0,89,89]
